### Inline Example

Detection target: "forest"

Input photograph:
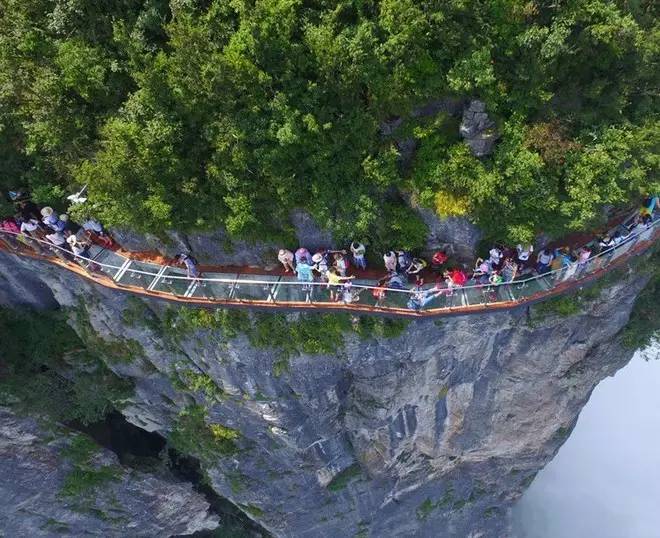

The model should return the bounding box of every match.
[0,0,657,250]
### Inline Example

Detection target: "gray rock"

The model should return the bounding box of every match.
[0,246,652,537]
[290,209,335,251]
[411,204,482,261]
[468,100,486,113]
[0,407,219,537]
[460,100,500,157]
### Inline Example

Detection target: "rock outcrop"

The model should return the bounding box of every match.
[0,407,219,537]
[0,248,651,537]
[109,208,334,268]
[460,100,500,157]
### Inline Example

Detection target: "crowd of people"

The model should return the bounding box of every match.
[0,191,204,280]
[0,192,116,270]
[276,195,658,310]
[1,190,657,311]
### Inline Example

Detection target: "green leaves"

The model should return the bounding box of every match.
[0,0,656,248]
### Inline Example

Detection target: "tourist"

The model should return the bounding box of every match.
[81,217,115,249]
[405,257,427,283]
[326,268,355,302]
[0,217,21,250]
[174,253,202,283]
[536,248,554,275]
[312,252,329,279]
[444,268,467,292]
[641,194,658,217]
[372,278,388,307]
[386,271,408,290]
[333,252,349,277]
[407,285,445,311]
[350,241,367,270]
[488,246,503,266]
[396,250,412,272]
[431,250,448,272]
[45,230,71,260]
[383,251,397,272]
[294,247,313,265]
[66,235,91,259]
[18,216,45,254]
[598,235,614,251]
[294,258,314,286]
[472,257,492,284]
[40,207,65,232]
[341,281,360,304]
[489,270,503,286]
[575,246,591,276]
[59,214,81,235]
[611,230,628,246]
[277,249,295,273]
[501,258,518,282]
[516,244,533,265]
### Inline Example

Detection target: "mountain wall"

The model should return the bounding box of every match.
[0,407,218,536]
[0,248,652,537]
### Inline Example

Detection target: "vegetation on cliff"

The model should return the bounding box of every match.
[0,0,657,247]
[0,306,133,424]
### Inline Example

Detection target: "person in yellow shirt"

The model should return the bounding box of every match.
[326,269,355,302]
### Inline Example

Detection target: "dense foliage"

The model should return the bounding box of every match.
[1,0,657,246]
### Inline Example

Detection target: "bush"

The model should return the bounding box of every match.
[169,405,239,464]
[60,435,120,498]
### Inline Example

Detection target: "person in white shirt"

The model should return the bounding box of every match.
[67,235,91,259]
[45,231,72,260]
[488,247,503,266]
[19,217,44,254]
[277,249,295,272]
[383,251,397,272]
[350,241,366,270]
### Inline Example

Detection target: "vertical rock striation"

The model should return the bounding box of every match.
[0,248,651,537]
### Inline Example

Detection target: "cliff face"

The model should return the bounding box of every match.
[0,407,219,536]
[0,249,650,537]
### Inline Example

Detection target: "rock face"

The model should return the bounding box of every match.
[460,100,500,157]
[412,205,482,261]
[110,208,335,267]
[0,248,650,537]
[0,407,219,537]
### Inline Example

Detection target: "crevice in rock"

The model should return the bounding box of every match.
[71,412,267,537]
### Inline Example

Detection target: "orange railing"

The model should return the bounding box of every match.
[0,219,657,318]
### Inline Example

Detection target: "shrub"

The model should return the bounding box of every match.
[169,405,239,464]
[60,435,120,498]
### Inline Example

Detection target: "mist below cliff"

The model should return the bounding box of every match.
[513,343,660,538]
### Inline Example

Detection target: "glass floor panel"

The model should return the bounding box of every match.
[153,267,191,296]
[233,274,281,301]
[349,279,381,307]
[463,281,491,306]
[272,276,309,303]
[511,277,545,299]
[90,249,128,279]
[117,260,161,288]
[190,273,237,300]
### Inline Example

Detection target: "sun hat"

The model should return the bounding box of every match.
[312,253,323,263]
[41,206,54,217]
[60,214,69,221]
[66,235,78,246]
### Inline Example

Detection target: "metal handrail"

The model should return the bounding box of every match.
[0,216,657,313]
